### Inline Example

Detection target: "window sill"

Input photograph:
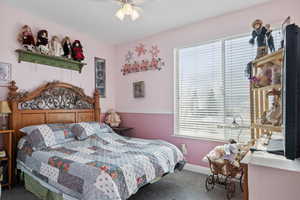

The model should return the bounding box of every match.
[172,134,226,143]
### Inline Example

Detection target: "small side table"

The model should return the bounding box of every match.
[0,130,14,190]
[111,127,133,137]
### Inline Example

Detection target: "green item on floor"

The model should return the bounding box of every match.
[24,173,63,200]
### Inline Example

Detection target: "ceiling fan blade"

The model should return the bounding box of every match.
[89,0,122,5]
[130,0,146,5]
[133,6,143,12]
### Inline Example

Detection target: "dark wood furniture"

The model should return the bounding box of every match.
[0,129,14,190]
[111,127,133,136]
[7,81,101,186]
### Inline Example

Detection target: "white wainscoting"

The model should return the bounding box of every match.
[184,163,210,175]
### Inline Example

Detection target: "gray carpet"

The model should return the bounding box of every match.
[2,170,242,200]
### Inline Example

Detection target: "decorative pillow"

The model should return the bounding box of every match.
[71,122,113,140]
[20,123,75,150]
[71,122,96,140]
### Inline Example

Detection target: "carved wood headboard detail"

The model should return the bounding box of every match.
[8,80,101,170]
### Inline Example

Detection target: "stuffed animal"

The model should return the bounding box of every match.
[50,36,64,57]
[71,40,85,61]
[36,30,50,55]
[206,139,240,166]
[105,109,121,127]
[18,25,35,51]
[62,36,72,59]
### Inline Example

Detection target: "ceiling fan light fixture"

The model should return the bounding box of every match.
[115,8,125,20]
[123,3,133,15]
[115,1,140,21]
[131,9,140,21]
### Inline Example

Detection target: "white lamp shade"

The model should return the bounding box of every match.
[115,3,140,21]
[115,9,125,20]
[0,101,11,114]
[131,9,140,21]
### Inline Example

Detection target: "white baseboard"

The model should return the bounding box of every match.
[184,163,210,175]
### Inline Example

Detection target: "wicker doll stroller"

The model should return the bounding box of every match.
[205,155,245,200]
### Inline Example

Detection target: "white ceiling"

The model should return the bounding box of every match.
[4,0,273,45]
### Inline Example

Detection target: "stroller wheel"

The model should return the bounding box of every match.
[226,181,236,200]
[205,175,215,192]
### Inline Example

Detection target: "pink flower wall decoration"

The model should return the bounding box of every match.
[135,43,147,57]
[150,45,160,58]
[121,43,165,75]
[125,50,134,63]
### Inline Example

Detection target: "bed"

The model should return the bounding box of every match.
[8,81,185,200]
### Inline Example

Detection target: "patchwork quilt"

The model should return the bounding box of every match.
[18,131,185,200]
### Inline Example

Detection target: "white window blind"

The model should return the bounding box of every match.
[175,31,281,141]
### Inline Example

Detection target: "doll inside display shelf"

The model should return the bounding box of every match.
[259,90,282,126]
[251,62,281,88]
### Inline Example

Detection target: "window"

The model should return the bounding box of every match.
[175,31,281,141]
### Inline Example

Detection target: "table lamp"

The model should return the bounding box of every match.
[0,101,11,130]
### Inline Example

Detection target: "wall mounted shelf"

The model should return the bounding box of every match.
[16,49,86,73]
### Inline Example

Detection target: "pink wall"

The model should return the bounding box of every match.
[115,0,300,166]
[0,2,116,112]
[120,113,222,166]
[248,164,300,200]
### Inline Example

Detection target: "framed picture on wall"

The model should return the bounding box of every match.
[133,81,145,98]
[95,57,106,98]
[0,62,11,86]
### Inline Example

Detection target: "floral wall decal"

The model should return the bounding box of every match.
[150,45,160,58]
[121,43,165,75]
[125,50,134,63]
[135,43,147,57]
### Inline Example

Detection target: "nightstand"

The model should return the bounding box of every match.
[111,127,133,137]
[0,130,14,190]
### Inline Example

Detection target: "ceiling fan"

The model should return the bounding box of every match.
[115,0,143,21]
[92,0,145,21]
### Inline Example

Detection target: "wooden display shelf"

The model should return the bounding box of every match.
[0,157,8,161]
[252,49,284,67]
[251,124,282,132]
[1,183,9,187]
[16,49,86,73]
[253,84,282,91]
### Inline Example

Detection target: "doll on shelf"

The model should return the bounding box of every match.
[36,30,50,55]
[50,36,64,57]
[62,36,72,59]
[251,63,272,88]
[261,94,282,126]
[18,25,35,51]
[71,40,85,61]
[249,19,275,59]
[265,24,276,53]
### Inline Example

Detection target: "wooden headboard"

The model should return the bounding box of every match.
[8,80,101,151]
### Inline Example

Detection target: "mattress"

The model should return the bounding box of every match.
[18,131,185,200]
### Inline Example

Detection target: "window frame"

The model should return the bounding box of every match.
[173,32,255,141]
